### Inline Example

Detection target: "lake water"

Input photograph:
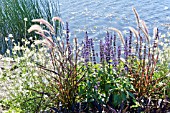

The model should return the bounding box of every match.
[59,0,170,41]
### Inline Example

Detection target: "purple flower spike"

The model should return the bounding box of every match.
[129,31,132,56]
[124,37,128,61]
[84,32,90,64]
[118,46,121,64]
[113,34,117,56]
[104,36,110,63]
[124,37,129,72]
[100,40,104,63]
[91,38,96,64]
[94,85,98,91]
[66,22,72,57]
[66,22,70,45]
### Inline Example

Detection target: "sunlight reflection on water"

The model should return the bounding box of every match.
[59,0,170,43]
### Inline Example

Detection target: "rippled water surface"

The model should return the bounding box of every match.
[59,0,170,40]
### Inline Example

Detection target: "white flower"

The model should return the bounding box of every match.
[5,37,8,41]
[24,18,28,21]
[57,36,61,41]
[13,46,21,51]
[31,44,35,48]
[161,34,166,38]
[8,34,13,38]
[22,38,25,42]
[6,49,10,54]
[166,73,170,77]
[25,40,30,45]
[29,37,33,40]
[34,40,43,45]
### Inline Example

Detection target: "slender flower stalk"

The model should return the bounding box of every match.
[65,22,72,59]
[124,37,129,71]
[124,37,128,61]
[90,38,96,64]
[100,40,104,63]
[84,32,90,64]
[104,32,111,63]
[117,46,121,64]
[129,31,132,56]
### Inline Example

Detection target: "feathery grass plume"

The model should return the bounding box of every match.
[52,16,64,39]
[52,16,64,25]
[35,32,55,48]
[28,24,44,34]
[109,27,125,45]
[140,20,150,43]
[132,7,140,29]
[28,23,56,49]
[141,20,149,34]
[32,19,55,33]
[43,30,52,37]
[129,27,139,40]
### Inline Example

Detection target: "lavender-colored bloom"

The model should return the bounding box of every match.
[104,32,113,64]
[84,49,89,63]
[94,85,98,91]
[84,32,90,64]
[114,55,117,67]
[111,49,117,68]
[81,32,91,64]
[124,37,129,72]
[100,40,104,63]
[124,66,128,72]
[129,31,132,56]
[110,34,113,45]
[66,22,70,45]
[66,22,72,57]
[113,34,117,55]
[111,34,117,67]
[104,36,110,63]
[90,38,96,64]
[81,41,86,58]
[124,37,128,61]
[117,46,121,64]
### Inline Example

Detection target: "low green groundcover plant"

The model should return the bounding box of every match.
[0,8,169,112]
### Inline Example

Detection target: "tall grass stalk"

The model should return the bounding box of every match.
[0,0,60,54]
